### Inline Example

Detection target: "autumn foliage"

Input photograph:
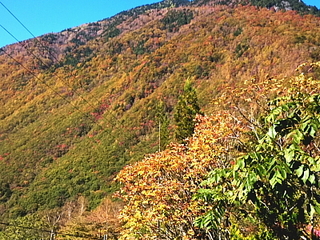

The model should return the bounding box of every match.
[115,62,320,239]
[2,0,320,237]
[115,111,248,239]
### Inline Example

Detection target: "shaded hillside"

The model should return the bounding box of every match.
[1,0,320,235]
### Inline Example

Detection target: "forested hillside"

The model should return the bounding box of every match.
[1,0,320,238]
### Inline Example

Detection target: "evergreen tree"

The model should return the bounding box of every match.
[174,79,202,143]
[156,100,170,151]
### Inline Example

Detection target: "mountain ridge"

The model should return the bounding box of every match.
[1,0,319,52]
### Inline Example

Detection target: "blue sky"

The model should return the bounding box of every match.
[0,0,319,48]
[0,0,160,47]
[305,0,320,8]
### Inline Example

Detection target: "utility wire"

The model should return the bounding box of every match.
[0,221,103,239]
[0,6,94,115]
[0,0,110,127]
[0,1,107,118]
[0,0,61,63]
[0,4,145,237]
[0,1,129,131]
[0,45,120,166]
[0,0,142,175]
[0,47,87,117]
[0,6,135,237]
[0,25,102,117]
[0,24,21,44]
[0,2,37,39]
[0,1,122,130]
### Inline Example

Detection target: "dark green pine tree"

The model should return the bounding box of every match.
[156,100,170,151]
[174,79,202,143]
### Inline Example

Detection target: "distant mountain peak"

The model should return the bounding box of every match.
[190,0,319,15]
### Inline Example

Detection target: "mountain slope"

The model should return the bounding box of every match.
[1,0,320,233]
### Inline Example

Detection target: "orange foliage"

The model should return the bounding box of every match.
[115,112,246,239]
[115,61,320,239]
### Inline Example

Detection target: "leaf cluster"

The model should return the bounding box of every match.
[196,63,320,239]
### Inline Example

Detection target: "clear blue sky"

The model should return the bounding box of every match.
[0,0,160,48]
[305,0,320,8]
[0,0,319,48]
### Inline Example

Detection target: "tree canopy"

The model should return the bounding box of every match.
[116,62,320,239]
[174,79,202,143]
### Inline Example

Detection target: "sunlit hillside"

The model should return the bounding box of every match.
[1,0,320,238]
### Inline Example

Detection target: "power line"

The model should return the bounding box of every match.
[0,0,162,183]
[0,42,121,164]
[0,0,61,64]
[0,221,104,239]
[0,0,125,132]
[0,1,107,114]
[0,15,93,118]
[0,44,127,173]
[0,0,116,129]
[0,23,59,73]
[0,0,132,141]
[0,47,88,117]
[0,37,119,141]
[0,5,140,236]
[0,25,101,114]
[0,24,21,44]
[0,4,147,236]
[0,1,37,39]
[0,1,137,170]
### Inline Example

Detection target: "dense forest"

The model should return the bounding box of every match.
[1,0,320,239]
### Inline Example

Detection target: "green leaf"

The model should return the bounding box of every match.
[308,204,315,220]
[309,174,316,185]
[292,129,304,144]
[284,147,295,163]
[302,168,310,184]
[311,157,320,171]
[247,172,258,190]
[296,165,304,178]
[235,158,245,171]
[269,169,284,188]
[194,207,225,230]
[279,167,287,180]
[267,125,277,139]
[256,164,267,176]
[270,176,279,188]
[267,158,277,173]
[314,204,320,214]
[309,123,317,137]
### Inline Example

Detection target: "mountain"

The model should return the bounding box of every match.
[1,0,320,237]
